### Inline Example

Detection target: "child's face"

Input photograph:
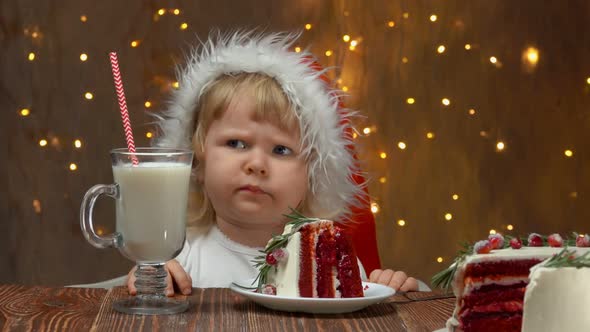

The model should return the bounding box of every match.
[197,91,308,232]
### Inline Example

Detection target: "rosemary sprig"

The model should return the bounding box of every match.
[251,208,324,291]
[544,248,590,268]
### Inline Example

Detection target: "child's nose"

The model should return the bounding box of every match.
[244,151,268,176]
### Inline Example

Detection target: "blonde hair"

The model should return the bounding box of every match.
[187,72,311,228]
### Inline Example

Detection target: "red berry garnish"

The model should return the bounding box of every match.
[261,284,276,295]
[271,248,289,262]
[488,234,505,249]
[474,240,492,254]
[265,252,277,265]
[576,234,590,247]
[509,237,523,249]
[547,233,563,247]
[527,233,543,247]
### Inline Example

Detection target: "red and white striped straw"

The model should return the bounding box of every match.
[109,52,138,165]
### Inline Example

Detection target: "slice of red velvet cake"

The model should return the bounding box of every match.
[433,233,590,332]
[253,214,364,298]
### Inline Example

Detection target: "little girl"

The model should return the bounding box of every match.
[127,31,421,295]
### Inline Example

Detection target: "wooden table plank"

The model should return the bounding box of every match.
[0,285,455,332]
[92,287,452,331]
[0,284,107,332]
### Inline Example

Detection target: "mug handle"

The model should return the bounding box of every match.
[80,184,122,249]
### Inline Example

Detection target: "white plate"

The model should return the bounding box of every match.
[229,279,395,314]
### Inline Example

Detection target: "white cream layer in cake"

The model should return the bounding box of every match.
[522,264,590,332]
[268,224,304,297]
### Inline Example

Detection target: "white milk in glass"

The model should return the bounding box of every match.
[113,162,191,263]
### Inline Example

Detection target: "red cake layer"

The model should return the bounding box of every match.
[458,258,545,331]
[296,222,363,298]
[464,258,544,278]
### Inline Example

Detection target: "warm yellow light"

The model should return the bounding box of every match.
[172,81,180,89]
[294,46,301,53]
[426,132,435,139]
[452,194,459,200]
[469,108,476,115]
[489,229,497,235]
[157,8,165,15]
[39,139,48,147]
[370,202,380,214]
[379,152,387,159]
[564,149,573,157]
[69,163,78,171]
[496,141,505,151]
[464,44,471,50]
[350,40,358,47]
[180,23,188,30]
[363,127,371,135]
[436,257,444,263]
[524,47,539,65]
[398,142,406,150]
[31,32,39,38]
[402,57,409,63]
[406,97,415,104]
[20,108,30,116]
[445,213,453,221]
[80,53,88,61]
[387,21,395,28]
[570,192,578,198]
[430,15,438,22]
[305,23,312,30]
[173,9,180,15]
[146,132,153,138]
[28,52,35,61]
[437,45,446,54]
[32,199,42,214]
[343,35,351,42]
[342,86,349,92]
[352,132,358,139]
[130,40,140,47]
[442,98,450,106]
[80,15,87,22]
[480,131,488,137]
[349,44,356,51]
[84,92,93,100]
[397,219,406,227]
[144,101,152,108]
[74,139,82,148]
[325,50,333,57]
[507,224,514,231]
[586,77,590,85]
[403,12,409,19]
[490,56,498,64]
[379,177,387,184]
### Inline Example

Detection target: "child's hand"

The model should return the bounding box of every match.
[126,259,193,297]
[369,269,419,292]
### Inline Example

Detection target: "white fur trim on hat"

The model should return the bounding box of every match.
[156,30,362,220]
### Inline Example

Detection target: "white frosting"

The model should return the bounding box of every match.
[271,231,301,297]
[522,266,590,332]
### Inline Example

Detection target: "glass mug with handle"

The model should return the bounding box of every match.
[80,148,193,315]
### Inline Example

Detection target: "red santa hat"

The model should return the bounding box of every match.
[157,31,381,272]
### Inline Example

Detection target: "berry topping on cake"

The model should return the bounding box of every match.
[261,284,277,295]
[547,233,564,247]
[528,233,543,247]
[265,252,278,265]
[576,234,590,247]
[488,233,505,249]
[509,237,523,249]
[474,240,492,254]
[272,248,289,262]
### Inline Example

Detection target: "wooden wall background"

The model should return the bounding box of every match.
[2,0,589,287]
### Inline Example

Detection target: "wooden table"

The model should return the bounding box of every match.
[0,284,454,331]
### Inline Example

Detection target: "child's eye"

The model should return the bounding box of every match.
[273,145,293,156]
[227,139,247,149]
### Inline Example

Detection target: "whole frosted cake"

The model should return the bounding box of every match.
[433,233,590,332]
[253,211,364,298]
